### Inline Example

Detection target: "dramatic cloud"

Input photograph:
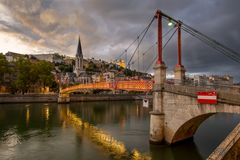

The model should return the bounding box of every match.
[0,0,239,80]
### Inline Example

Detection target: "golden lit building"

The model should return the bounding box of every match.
[115,59,126,68]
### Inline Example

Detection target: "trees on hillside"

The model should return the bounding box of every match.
[0,53,8,84]
[8,58,55,94]
[15,58,32,94]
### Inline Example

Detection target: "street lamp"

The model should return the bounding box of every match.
[168,19,173,27]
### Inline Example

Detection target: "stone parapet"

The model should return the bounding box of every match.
[160,84,240,105]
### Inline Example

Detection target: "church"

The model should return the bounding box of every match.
[73,36,91,84]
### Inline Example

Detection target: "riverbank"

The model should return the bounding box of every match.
[0,94,152,103]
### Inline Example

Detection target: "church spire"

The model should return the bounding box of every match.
[76,36,83,58]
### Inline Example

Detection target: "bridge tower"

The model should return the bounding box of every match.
[150,10,186,144]
[149,10,167,144]
[174,22,186,84]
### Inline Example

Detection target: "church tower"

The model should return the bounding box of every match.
[74,36,84,77]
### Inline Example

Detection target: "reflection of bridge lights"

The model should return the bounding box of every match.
[132,149,141,160]
[43,106,49,121]
[137,105,139,116]
[26,107,30,126]
[62,108,151,160]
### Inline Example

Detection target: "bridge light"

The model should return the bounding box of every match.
[168,20,173,27]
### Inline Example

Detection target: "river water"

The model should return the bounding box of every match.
[0,101,239,160]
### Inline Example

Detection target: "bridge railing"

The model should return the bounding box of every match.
[116,80,152,91]
[163,81,240,105]
[169,79,240,95]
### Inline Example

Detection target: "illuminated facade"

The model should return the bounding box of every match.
[115,59,126,68]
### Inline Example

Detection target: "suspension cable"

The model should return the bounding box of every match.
[127,16,156,68]
[181,26,240,63]
[161,12,240,64]
[145,27,178,72]
[115,16,156,61]
[129,26,176,70]
[182,22,240,57]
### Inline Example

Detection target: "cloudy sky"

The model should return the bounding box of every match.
[0,0,239,80]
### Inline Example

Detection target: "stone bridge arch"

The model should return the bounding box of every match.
[161,91,240,144]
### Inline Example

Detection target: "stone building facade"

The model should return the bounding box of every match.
[73,36,92,84]
[74,37,84,77]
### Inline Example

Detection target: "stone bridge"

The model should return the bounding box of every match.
[150,63,240,145]
[150,83,240,144]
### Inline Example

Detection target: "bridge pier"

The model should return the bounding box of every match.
[150,63,167,144]
[150,112,165,144]
[58,93,70,103]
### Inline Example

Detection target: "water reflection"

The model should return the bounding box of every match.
[61,107,127,159]
[2,127,22,147]
[0,102,239,160]
[26,107,30,127]
[60,102,204,160]
[67,101,149,126]
[149,141,203,160]
[43,106,49,121]
[0,104,61,142]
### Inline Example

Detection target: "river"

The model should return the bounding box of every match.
[0,101,239,160]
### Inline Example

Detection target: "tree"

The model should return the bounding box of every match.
[124,68,134,77]
[58,64,73,73]
[35,61,54,89]
[86,61,98,72]
[0,53,9,85]
[15,58,32,94]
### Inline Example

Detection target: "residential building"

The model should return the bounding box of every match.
[208,75,233,85]
[5,52,25,62]
[74,72,92,84]
[103,72,115,82]
[33,53,63,64]
[193,75,234,86]
[92,73,101,83]
[194,75,207,86]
